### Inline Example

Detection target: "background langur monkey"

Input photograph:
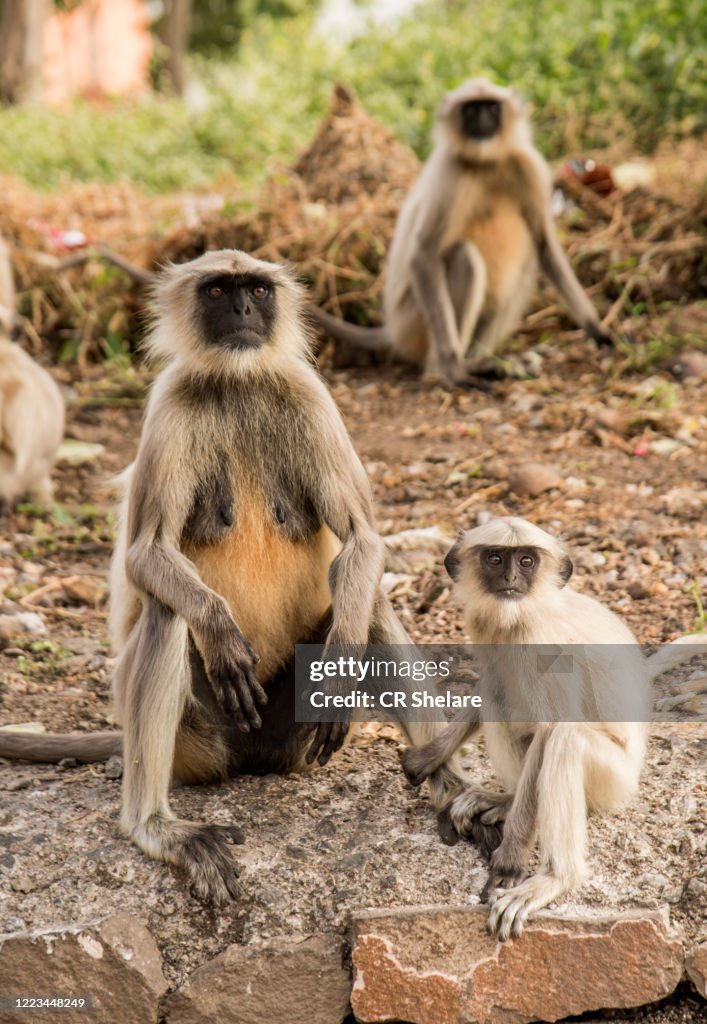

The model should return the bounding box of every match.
[310,78,611,388]
[0,237,64,509]
[0,249,468,902]
[403,517,706,940]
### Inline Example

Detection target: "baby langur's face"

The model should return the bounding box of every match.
[445,543,542,601]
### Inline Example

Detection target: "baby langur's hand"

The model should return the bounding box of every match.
[201,626,267,732]
[305,716,350,767]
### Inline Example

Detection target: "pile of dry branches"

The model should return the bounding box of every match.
[0,84,704,363]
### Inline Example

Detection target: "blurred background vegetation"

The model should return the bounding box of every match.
[0,0,704,193]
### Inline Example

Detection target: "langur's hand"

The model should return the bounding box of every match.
[201,626,267,732]
[304,715,351,767]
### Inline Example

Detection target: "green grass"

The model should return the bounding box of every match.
[0,0,704,193]
[686,581,706,632]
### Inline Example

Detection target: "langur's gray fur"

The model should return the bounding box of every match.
[310,78,611,388]
[0,249,469,902]
[404,516,706,939]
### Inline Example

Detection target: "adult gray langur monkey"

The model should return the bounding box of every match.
[402,516,707,940]
[309,78,612,388]
[0,249,468,903]
[0,236,65,509]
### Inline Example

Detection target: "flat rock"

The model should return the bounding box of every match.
[56,440,105,466]
[0,912,167,1024]
[163,933,350,1024]
[351,904,685,1024]
[0,613,47,650]
[0,725,704,1014]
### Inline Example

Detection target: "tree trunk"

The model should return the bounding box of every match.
[0,0,47,104]
[159,0,192,97]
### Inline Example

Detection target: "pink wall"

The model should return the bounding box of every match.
[43,0,152,104]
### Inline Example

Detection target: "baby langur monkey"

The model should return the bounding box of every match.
[310,79,611,388]
[0,236,64,510]
[0,249,470,903]
[403,517,706,941]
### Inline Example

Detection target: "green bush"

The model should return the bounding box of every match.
[0,0,703,193]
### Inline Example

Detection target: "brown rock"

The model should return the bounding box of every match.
[164,934,351,1024]
[60,576,107,608]
[627,581,651,600]
[507,463,563,497]
[595,407,628,433]
[686,940,707,997]
[351,905,684,1024]
[0,913,167,1024]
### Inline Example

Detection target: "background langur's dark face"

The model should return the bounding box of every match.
[459,99,502,140]
[197,273,277,351]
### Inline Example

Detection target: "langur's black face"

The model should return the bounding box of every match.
[477,546,540,600]
[460,99,502,140]
[197,273,277,351]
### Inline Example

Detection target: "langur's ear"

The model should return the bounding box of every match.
[444,543,462,582]
[558,557,574,587]
[437,93,455,121]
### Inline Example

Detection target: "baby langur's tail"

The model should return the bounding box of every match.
[369,596,476,810]
[646,633,707,682]
[402,719,479,792]
[0,730,121,762]
[308,306,393,353]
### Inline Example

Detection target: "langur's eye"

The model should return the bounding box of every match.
[207,285,225,298]
[519,555,535,568]
[486,553,503,567]
[251,285,269,300]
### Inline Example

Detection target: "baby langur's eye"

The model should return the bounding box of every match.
[486,553,503,566]
[251,286,269,299]
[519,555,535,568]
[207,285,225,298]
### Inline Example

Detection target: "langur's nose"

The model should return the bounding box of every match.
[234,293,252,317]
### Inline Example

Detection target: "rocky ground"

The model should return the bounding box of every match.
[0,318,705,1022]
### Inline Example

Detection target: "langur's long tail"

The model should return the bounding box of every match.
[308,306,393,353]
[646,633,707,682]
[369,594,473,810]
[0,730,121,762]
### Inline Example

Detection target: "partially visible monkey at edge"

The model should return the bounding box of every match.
[310,78,612,388]
[0,249,470,903]
[403,516,707,940]
[0,236,65,511]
